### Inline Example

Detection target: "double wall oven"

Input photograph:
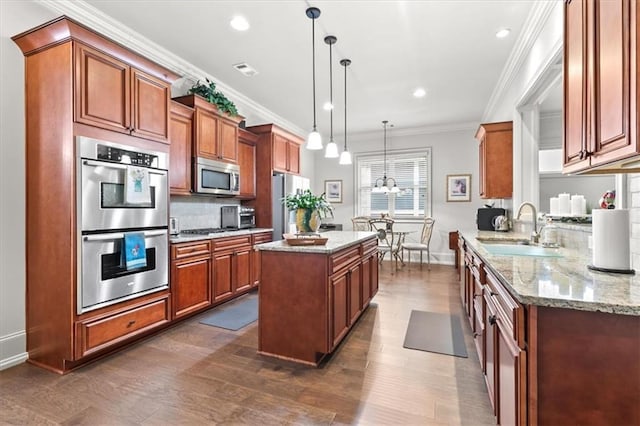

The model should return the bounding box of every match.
[77,136,169,314]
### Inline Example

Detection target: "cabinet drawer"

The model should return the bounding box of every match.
[330,246,360,274]
[252,232,272,245]
[172,241,211,259]
[212,235,252,252]
[76,296,170,358]
[362,238,378,255]
[485,269,524,347]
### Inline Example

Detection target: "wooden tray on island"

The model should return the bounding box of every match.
[283,233,328,246]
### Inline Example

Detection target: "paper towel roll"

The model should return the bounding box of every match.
[592,209,631,270]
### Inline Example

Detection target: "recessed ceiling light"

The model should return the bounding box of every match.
[230,15,250,31]
[413,88,426,98]
[323,101,333,111]
[233,62,258,77]
[496,28,511,38]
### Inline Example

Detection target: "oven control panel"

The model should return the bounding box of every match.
[97,144,158,168]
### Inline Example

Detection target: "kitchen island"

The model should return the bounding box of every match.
[255,231,379,366]
[459,230,639,425]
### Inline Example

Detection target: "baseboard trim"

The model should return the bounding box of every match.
[0,352,28,370]
[0,330,27,370]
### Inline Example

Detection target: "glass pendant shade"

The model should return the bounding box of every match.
[307,129,323,150]
[325,140,339,158]
[339,149,352,165]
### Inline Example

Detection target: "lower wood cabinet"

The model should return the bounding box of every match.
[251,231,272,287]
[330,270,350,348]
[212,235,252,302]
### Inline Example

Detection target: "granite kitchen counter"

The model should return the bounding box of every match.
[460,230,639,315]
[255,231,378,254]
[169,228,274,243]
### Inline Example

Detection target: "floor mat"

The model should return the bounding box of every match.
[402,310,468,357]
[199,293,258,331]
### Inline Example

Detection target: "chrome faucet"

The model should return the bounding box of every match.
[516,202,539,244]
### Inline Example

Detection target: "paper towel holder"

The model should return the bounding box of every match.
[587,264,635,275]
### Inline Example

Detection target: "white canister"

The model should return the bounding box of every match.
[558,193,571,216]
[571,194,586,216]
[591,209,631,271]
[550,197,560,215]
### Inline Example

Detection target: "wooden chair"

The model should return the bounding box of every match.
[369,218,395,265]
[351,216,371,231]
[401,217,435,269]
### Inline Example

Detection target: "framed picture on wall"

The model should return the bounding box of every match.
[446,174,471,202]
[324,180,343,203]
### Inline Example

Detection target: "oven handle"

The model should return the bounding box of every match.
[83,230,167,241]
[82,159,167,176]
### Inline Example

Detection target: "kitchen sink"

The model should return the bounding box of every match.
[481,243,563,258]
[475,236,531,245]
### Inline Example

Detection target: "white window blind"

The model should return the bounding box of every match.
[355,148,432,218]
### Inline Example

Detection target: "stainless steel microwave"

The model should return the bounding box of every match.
[195,157,240,196]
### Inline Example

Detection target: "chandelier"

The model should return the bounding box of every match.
[372,120,399,193]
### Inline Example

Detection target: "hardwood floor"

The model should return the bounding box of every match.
[0,263,495,425]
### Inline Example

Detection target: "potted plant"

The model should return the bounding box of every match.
[189,78,238,116]
[284,189,333,233]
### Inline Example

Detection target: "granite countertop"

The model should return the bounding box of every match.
[170,228,274,244]
[255,231,378,254]
[460,230,639,316]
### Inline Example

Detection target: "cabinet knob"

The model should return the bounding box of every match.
[488,315,497,326]
[473,332,480,338]
[127,320,136,328]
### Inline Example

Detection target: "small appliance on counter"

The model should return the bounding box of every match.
[221,205,256,229]
[169,217,180,235]
[477,207,506,231]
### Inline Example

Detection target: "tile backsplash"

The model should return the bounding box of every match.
[170,196,240,230]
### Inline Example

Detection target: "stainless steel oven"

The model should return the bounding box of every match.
[195,157,240,196]
[76,136,169,314]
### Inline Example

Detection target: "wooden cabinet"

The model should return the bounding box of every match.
[75,43,171,143]
[330,270,350,348]
[170,241,211,319]
[245,124,304,228]
[212,235,253,302]
[470,251,486,371]
[563,0,640,173]
[169,101,194,195]
[474,122,513,199]
[238,129,258,199]
[173,94,243,165]
[251,232,272,287]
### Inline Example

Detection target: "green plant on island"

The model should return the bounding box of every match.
[284,189,334,218]
[189,78,238,116]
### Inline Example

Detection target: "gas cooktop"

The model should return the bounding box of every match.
[181,227,239,235]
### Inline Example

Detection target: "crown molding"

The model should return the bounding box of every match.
[36,0,306,137]
[482,1,559,121]
[347,121,478,142]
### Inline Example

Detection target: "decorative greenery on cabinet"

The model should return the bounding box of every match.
[189,78,238,116]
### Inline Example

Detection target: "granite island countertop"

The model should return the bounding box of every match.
[460,230,640,315]
[170,228,274,244]
[255,231,378,254]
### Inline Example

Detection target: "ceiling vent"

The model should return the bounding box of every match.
[233,62,258,77]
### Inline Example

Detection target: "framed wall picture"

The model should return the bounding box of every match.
[324,180,343,203]
[446,174,471,202]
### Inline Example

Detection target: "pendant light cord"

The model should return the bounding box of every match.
[343,61,347,150]
[329,41,333,141]
[383,121,388,178]
[312,16,317,130]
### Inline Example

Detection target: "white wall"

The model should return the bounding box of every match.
[312,125,479,265]
[0,1,58,369]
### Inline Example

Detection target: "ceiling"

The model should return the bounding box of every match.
[83,0,536,137]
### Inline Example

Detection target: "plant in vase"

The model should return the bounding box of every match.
[284,189,333,233]
[188,78,238,116]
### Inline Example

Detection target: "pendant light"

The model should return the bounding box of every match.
[305,7,323,150]
[372,121,400,193]
[339,58,352,165]
[324,35,339,158]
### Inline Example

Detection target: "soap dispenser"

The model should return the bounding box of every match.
[541,217,558,247]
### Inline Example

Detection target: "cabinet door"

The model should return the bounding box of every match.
[234,248,252,293]
[172,256,211,319]
[272,134,289,172]
[131,68,170,142]
[361,256,372,309]
[194,108,219,160]
[478,137,487,197]
[484,291,498,414]
[496,319,527,426]
[169,104,193,195]
[238,140,256,198]
[370,252,379,297]
[331,271,349,348]
[590,0,635,166]
[75,43,130,134]
[287,141,301,174]
[348,263,362,325]
[218,118,238,163]
[213,252,233,302]
[251,248,261,288]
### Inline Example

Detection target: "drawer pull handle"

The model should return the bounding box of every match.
[488,315,497,326]
[490,291,498,296]
[473,332,480,338]
[127,320,136,328]
[473,294,481,299]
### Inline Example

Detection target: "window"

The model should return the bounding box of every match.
[355,148,432,218]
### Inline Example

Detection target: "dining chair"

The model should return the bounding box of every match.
[401,217,435,269]
[368,218,395,265]
[351,216,371,231]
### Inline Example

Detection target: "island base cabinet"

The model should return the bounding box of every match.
[331,272,350,348]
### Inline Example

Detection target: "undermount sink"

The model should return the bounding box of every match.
[477,238,531,245]
[481,243,563,258]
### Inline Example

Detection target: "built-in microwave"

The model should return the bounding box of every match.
[195,157,240,196]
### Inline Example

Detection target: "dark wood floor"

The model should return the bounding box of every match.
[0,263,495,425]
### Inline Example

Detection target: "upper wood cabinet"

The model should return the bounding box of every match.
[238,129,258,199]
[474,121,513,199]
[563,0,640,174]
[272,134,301,174]
[173,94,244,164]
[75,43,171,143]
[169,101,194,195]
